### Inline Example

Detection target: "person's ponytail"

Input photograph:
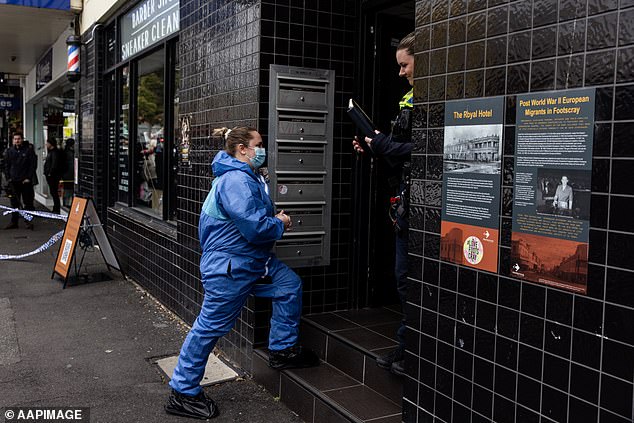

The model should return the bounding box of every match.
[213,126,258,155]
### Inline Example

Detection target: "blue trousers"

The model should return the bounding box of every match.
[169,256,302,396]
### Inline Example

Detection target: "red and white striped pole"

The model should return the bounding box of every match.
[66,35,81,83]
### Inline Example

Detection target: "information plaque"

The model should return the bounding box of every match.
[509,88,595,294]
[440,97,504,273]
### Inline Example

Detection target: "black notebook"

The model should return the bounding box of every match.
[347,98,376,139]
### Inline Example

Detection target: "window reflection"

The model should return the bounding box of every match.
[136,49,165,215]
[118,65,130,202]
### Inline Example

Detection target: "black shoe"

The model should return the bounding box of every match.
[4,222,18,230]
[25,221,33,230]
[269,345,320,370]
[376,346,404,369]
[391,359,406,376]
[165,389,219,420]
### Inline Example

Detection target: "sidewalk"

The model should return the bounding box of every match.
[0,197,303,423]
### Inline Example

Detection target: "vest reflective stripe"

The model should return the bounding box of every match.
[399,88,414,109]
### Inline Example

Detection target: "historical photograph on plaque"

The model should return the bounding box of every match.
[443,124,502,174]
[535,168,591,220]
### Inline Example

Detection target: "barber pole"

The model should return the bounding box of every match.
[66,35,81,83]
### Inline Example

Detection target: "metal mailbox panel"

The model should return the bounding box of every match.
[269,65,334,268]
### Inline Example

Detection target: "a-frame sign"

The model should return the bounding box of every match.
[52,196,124,288]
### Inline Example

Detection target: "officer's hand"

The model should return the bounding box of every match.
[23,179,30,184]
[352,136,364,154]
[365,130,381,145]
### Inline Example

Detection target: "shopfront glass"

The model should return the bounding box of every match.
[118,65,130,203]
[135,49,165,215]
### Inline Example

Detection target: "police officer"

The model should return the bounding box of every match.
[353,31,415,376]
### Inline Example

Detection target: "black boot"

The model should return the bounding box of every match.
[165,389,219,420]
[269,345,320,370]
[376,346,404,370]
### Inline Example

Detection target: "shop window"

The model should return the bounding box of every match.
[135,49,165,215]
[112,42,179,223]
[118,65,130,203]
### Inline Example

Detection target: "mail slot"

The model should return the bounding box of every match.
[276,237,324,262]
[278,86,327,110]
[277,145,326,171]
[278,112,326,137]
[275,177,325,202]
[280,206,325,230]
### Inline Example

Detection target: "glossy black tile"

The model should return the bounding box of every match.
[497,307,519,339]
[520,313,545,349]
[495,336,518,370]
[600,374,634,420]
[568,397,599,423]
[607,232,634,270]
[601,338,634,381]
[518,344,543,379]
[509,0,532,32]
[530,59,556,91]
[587,12,618,50]
[487,6,509,37]
[517,375,541,411]
[585,50,615,86]
[472,384,493,418]
[465,69,485,97]
[532,26,557,58]
[493,393,516,423]
[604,303,634,345]
[541,384,568,423]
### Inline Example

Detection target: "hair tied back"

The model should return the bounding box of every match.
[224,128,232,140]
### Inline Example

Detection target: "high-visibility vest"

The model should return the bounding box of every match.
[399,88,413,110]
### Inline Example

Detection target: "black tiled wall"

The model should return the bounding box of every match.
[78,26,107,220]
[256,0,357,344]
[406,0,634,422]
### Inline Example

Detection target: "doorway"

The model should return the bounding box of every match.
[351,0,416,309]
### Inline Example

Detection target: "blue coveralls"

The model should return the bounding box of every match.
[369,88,414,349]
[170,151,302,396]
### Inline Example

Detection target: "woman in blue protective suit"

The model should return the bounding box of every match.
[352,32,415,377]
[165,126,319,419]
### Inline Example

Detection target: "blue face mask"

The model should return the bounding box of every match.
[249,147,266,169]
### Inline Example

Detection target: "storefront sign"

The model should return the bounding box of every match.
[510,88,595,294]
[0,94,19,111]
[36,48,52,91]
[440,97,504,273]
[120,0,180,61]
[0,0,70,10]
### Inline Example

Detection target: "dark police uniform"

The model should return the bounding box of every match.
[368,88,413,349]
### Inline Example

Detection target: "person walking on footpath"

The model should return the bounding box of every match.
[352,31,415,376]
[3,132,37,230]
[165,126,319,420]
[44,138,66,214]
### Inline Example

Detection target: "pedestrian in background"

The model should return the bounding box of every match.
[44,138,66,214]
[3,132,37,230]
[166,126,319,420]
